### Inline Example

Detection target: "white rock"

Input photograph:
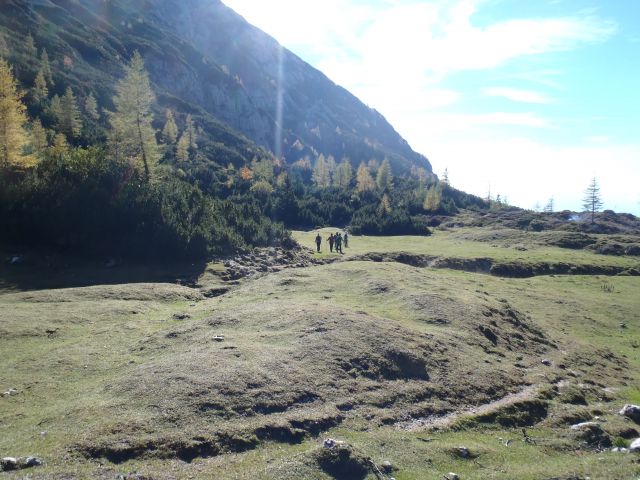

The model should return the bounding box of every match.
[456,446,470,458]
[1,457,17,470]
[570,421,599,431]
[541,359,552,366]
[446,473,460,480]
[630,438,640,452]
[619,404,640,422]
[22,456,43,467]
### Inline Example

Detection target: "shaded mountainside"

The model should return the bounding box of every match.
[0,0,431,173]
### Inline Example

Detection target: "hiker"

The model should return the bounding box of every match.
[328,233,335,253]
[315,232,322,253]
[343,231,349,248]
[335,232,343,254]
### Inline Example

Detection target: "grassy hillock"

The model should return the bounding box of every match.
[1,223,639,479]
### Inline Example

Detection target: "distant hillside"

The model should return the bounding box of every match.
[0,0,431,174]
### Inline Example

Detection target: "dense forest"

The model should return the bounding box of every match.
[0,37,486,259]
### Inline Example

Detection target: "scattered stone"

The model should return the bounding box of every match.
[316,442,369,479]
[381,460,395,473]
[571,422,612,447]
[2,388,18,397]
[21,456,43,468]
[445,473,460,480]
[541,359,552,366]
[172,313,191,320]
[202,287,229,298]
[1,457,17,471]
[0,456,42,471]
[630,438,640,452]
[322,438,344,448]
[617,427,639,439]
[570,421,600,430]
[619,404,640,423]
[619,322,627,329]
[116,473,150,480]
[611,447,628,453]
[455,446,471,458]
[213,335,225,342]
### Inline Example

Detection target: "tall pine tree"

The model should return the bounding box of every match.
[25,33,37,57]
[184,114,197,150]
[32,69,48,105]
[356,162,375,192]
[312,154,330,187]
[60,86,82,139]
[40,48,53,85]
[376,157,392,191]
[162,109,178,144]
[582,177,603,224]
[0,59,29,168]
[108,51,159,180]
[334,158,352,188]
[30,118,48,156]
[84,93,100,121]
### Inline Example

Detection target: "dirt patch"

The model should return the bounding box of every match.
[474,399,549,427]
[8,283,202,303]
[349,252,637,278]
[315,444,371,480]
[80,431,258,463]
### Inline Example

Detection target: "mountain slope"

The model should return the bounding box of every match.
[0,0,431,174]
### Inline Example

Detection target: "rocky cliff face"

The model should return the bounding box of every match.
[2,0,431,173]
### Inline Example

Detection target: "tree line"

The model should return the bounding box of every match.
[0,39,486,259]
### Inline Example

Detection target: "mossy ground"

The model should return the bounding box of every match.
[1,226,639,479]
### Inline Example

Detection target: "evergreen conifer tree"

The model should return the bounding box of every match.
[312,154,330,187]
[175,132,189,162]
[32,69,48,104]
[378,193,392,216]
[184,114,197,150]
[376,158,393,190]
[543,197,554,213]
[25,33,37,57]
[582,177,603,224]
[334,158,353,188]
[60,86,82,138]
[162,109,178,144]
[326,154,336,183]
[442,168,449,185]
[47,94,62,125]
[40,48,53,85]
[0,34,8,58]
[84,93,100,121]
[356,162,375,192]
[423,182,443,212]
[0,59,29,168]
[108,51,159,180]
[30,118,48,155]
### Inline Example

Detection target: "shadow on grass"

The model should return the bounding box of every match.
[0,245,208,292]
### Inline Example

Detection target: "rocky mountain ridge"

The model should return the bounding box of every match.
[1,0,432,173]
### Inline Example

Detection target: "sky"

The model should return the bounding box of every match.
[222,0,640,214]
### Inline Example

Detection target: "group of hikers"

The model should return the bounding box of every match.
[315,231,348,254]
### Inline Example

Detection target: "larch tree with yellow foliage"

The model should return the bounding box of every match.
[356,162,375,193]
[108,51,159,180]
[0,59,29,168]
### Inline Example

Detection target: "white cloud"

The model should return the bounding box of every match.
[420,137,640,215]
[222,0,636,213]
[483,87,553,104]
